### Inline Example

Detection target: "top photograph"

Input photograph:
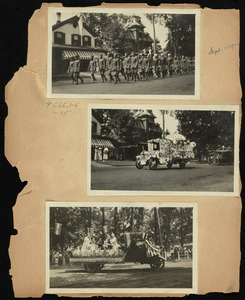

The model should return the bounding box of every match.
[47,7,200,99]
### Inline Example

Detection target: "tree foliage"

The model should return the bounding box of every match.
[92,109,162,144]
[146,13,195,57]
[50,206,193,252]
[82,13,134,53]
[175,110,235,156]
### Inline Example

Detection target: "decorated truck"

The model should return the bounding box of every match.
[136,134,196,170]
[70,232,165,272]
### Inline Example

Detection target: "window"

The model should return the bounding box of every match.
[83,35,91,47]
[54,31,65,44]
[92,121,97,134]
[72,34,81,46]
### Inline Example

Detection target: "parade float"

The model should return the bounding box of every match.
[135,133,196,170]
[70,231,165,273]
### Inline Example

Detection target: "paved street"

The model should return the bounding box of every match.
[91,161,234,192]
[50,259,192,289]
[52,73,194,95]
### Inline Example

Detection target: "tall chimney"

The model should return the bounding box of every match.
[56,12,61,24]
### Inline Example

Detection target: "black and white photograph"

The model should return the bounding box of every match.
[88,105,239,196]
[46,202,197,294]
[47,7,200,99]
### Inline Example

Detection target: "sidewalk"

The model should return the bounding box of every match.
[91,159,135,168]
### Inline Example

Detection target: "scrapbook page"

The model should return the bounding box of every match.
[5,3,241,298]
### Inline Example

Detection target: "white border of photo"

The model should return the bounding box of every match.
[87,104,239,196]
[45,201,198,294]
[47,7,200,100]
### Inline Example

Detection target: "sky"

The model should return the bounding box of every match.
[52,12,169,49]
[153,110,179,135]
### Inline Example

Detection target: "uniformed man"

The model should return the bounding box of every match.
[98,54,107,83]
[123,52,131,81]
[142,53,149,79]
[160,53,167,78]
[147,53,153,78]
[67,56,75,84]
[111,53,121,84]
[119,54,127,80]
[73,55,83,84]
[106,52,114,83]
[137,53,144,80]
[88,55,97,82]
[152,54,159,78]
[131,52,139,81]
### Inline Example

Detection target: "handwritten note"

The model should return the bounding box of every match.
[46,101,79,117]
[208,42,239,55]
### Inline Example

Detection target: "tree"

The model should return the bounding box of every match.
[81,13,134,53]
[175,110,235,159]
[173,208,193,247]
[92,109,146,144]
[145,13,195,57]
[50,206,193,254]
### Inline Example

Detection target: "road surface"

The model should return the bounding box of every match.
[50,260,192,289]
[91,161,234,192]
[52,73,194,95]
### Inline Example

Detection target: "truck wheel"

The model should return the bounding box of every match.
[179,161,186,169]
[150,256,165,270]
[149,158,158,170]
[84,263,100,273]
[167,163,172,169]
[135,158,143,169]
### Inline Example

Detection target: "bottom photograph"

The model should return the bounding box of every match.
[46,202,198,294]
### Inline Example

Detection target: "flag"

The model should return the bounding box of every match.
[77,13,83,37]
[103,225,108,233]
[54,222,62,235]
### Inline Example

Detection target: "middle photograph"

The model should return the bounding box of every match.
[87,104,239,196]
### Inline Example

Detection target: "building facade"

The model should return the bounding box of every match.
[124,16,154,53]
[119,110,162,160]
[52,13,107,75]
[91,116,115,160]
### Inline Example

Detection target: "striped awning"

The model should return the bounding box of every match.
[62,50,106,60]
[92,138,114,149]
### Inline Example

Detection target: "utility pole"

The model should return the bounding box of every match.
[154,207,158,244]
[156,208,163,247]
[152,14,156,55]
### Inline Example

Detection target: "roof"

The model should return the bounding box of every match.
[133,109,156,119]
[52,15,97,37]
[124,16,145,30]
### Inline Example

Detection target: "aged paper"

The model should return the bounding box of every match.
[5,3,241,298]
